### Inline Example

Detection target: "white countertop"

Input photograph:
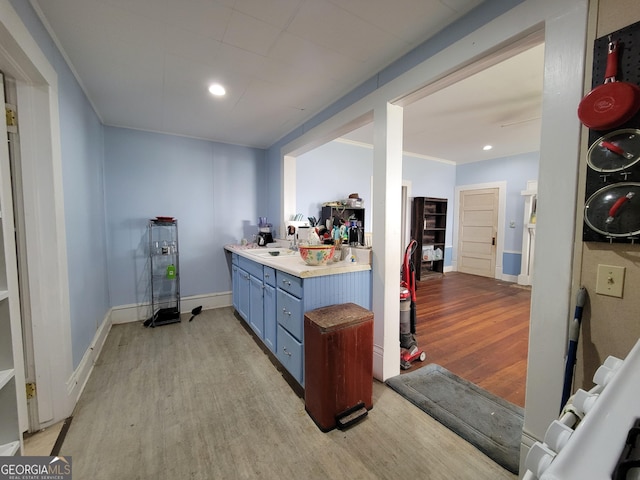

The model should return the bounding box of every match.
[225,244,371,278]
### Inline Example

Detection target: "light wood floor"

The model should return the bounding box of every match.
[60,306,515,479]
[23,421,64,456]
[405,272,531,407]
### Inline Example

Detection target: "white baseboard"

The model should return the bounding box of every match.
[447,265,518,283]
[65,292,233,415]
[518,274,532,285]
[111,292,233,324]
[66,309,112,407]
[180,292,232,315]
[501,273,518,283]
[372,343,384,382]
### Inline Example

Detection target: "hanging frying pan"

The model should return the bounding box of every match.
[578,40,640,130]
[584,182,640,236]
[587,128,640,172]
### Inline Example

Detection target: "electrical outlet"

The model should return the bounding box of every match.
[595,264,625,298]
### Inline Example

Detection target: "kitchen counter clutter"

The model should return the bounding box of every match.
[225,243,371,278]
[225,243,372,389]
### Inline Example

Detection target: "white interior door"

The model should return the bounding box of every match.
[4,74,46,431]
[457,188,499,277]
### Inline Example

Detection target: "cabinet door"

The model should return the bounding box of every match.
[249,275,264,338]
[263,283,276,352]
[232,265,240,311]
[276,288,303,341]
[276,325,304,385]
[237,268,250,321]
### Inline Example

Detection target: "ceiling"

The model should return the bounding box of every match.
[343,43,545,164]
[31,0,543,163]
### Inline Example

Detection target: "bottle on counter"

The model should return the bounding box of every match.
[349,220,359,246]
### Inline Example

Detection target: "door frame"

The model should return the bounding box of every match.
[452,181,506,279]
[0,0,74,431]
[401,180,411,258]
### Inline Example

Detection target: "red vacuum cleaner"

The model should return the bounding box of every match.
[400,239,426,370]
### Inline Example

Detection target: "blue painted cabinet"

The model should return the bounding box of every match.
[273,269,373,387]
[263,266,277,353]
[237,268,250,321]
[231,254,240,312]
[249,274,264,338]
[229,251,372,388]
[276,271,305,385]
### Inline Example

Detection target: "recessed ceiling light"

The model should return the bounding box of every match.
[483,145,493,151]
[208,83,226,96]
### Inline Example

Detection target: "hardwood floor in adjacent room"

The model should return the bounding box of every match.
[404,272,531,407]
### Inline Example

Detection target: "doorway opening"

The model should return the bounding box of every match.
[391,39,543,407]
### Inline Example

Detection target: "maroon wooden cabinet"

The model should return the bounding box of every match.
[304,303,373,431]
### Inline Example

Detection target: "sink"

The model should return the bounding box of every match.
[247,248,298,258]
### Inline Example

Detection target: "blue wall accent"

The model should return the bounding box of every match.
[444,246,453,268]
[104,127,266,307]
[503,252,523,276]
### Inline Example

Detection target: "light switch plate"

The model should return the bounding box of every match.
[595,264,625,298]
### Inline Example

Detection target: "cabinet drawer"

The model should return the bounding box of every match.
[277,288,303,341]
[276,270,302,298]
[263,266,276,287]
[239,256,263,280]
[276,324,303,385]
